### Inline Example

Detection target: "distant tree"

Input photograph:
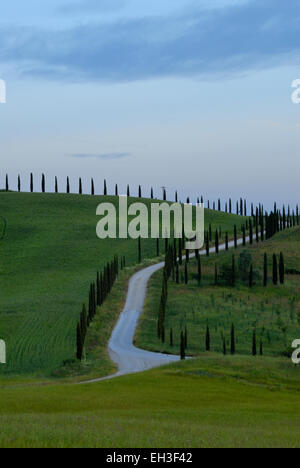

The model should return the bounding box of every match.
[66,177,70,194]
[91,179,95,196]
[41,174,45,193]
[272,254,278,285]
[18,174,21,192]
[104,179,107,196]
[180,331,185,360]
[79,178,82,195]
[279,252,285,284]
[127,185,130,197]
[215,230,219,254]
[138,185,142,198]
[249,220,253,244]
[206,325,210,351]
[30,173,34,193]
[150,187,154,199]
[76,323,83,361]
[115,184,118,196]
[175,191,178,203]
[55,176,58,193]
[252,329,257,356]
[5,174,8,192]
[230,323,235,355]
[225,232,229,251]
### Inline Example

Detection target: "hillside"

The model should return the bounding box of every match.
[136,227,300,358]
[0,192,245,377]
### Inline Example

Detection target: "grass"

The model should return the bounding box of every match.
[0,192,245,378]
[136,227,300,358]
[0,354,299,448]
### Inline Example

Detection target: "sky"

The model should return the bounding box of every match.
[0,0,300,209]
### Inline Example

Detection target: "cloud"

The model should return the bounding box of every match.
[58,0,127,15]
[1,0,300,83]
[70,153,131,160]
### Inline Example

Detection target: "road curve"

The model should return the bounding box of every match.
[83,235,250,384]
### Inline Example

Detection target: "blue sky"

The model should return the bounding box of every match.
[0,0,300,208]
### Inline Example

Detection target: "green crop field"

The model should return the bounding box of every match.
[0,355,300,448]
[136,227,300,358]
[0,192,245,378]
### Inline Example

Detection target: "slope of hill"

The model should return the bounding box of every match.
[136,227,300,358]
[0,192,245,377]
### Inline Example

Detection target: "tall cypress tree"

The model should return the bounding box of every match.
[79,178,82,195]
[279,252,284,284]
[180,331,185,360]
[225,232,229,251]
[5,174,8,192]
[231,323,235,355]
[91,178,95,195]
[55,176,58,193]
[76,323,83,361]
[138,185,142,198]
[272,254,278,285]
[41,174,45,193]
[104,179,107,195]
[18,174,21,192]
[234,225,237,249]
[127,185,130,197]
[115,184,118,196]
[206,325,210,351]
[252,329,257,356]
[66,177,70,194]
[30,173,34,193]
[215,230,219,254]
[249,220,253,245]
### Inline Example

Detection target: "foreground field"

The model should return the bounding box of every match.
[0,192,245,377]
[0,355,299,448]
[136,228,300,358]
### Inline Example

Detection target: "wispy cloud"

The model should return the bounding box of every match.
[1,0,300,83]
[70,152,131,160]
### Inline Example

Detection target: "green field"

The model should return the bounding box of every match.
[136,228,300,358]
[0,355,299,448]
[0,192,245,378]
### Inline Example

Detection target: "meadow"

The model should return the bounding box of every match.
[0,355,299,448]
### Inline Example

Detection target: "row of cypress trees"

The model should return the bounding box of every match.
[76,256,119,361]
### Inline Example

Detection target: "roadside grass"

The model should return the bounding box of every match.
[0,192,245,378]
[0,354,299,448]
[135,227,300,358]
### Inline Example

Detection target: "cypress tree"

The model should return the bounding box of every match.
[66,177,70,194]
[231,323,235,355]
[5,174,8,192]
[223,336,227,355]
[249,220,253,244]
[104,179,107,195]
[76,323,83,361]
[127,185,130,197]
[91,178,95,195]
[242,225,246,246]
[206,325,210,351]
[252,329,257,356]
[263,253,268,287]
[180,331,185,360]
[175,191,178,203]
[215,230,219,254]
[30,173,33,193]
[115,184,118,196]
[272,254,278,285]
[55,176,58,193]
[41,174,45,193]
[79,178,82,195]
[279,252,285,285]
[18,174,21,192]
[138,185,142,198]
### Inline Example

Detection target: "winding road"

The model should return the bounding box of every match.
[83,234,251,383]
